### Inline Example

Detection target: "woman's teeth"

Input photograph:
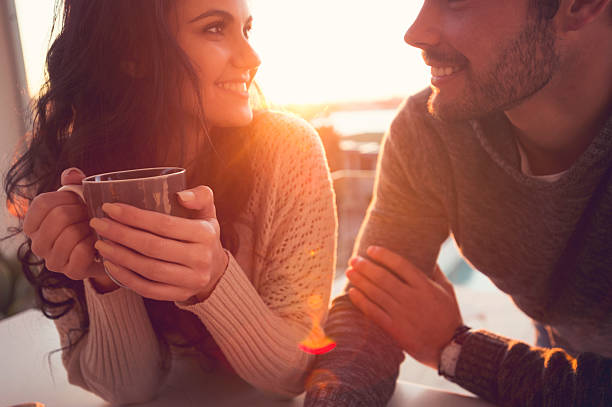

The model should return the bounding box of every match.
[431,66,461,77]
[218,82,247,93]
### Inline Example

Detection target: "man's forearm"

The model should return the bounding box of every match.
[304,294,405,407]
[450,330,612,406]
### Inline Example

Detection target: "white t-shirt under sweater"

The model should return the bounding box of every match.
[45,111,338,405]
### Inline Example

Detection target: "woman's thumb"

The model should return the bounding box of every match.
[61,167,86,186]
[177,185,217,220]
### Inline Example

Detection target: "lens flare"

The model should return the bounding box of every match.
[299,295,337,355]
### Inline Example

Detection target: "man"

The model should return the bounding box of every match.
[305,0,612,405]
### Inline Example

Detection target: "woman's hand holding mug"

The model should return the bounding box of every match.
[25,166,228,303]
[23,168,117,292]
[89,186,229,304]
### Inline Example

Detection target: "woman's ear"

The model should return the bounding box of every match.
[558,0,611,31]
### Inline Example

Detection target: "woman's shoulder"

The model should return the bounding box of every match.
[249,110,322,152]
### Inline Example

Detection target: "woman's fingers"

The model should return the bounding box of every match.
[99,202,217,243]
[30,203,89,258]
[177,185,216,220]
[90,217,205,266]
[23,192,85,236]
[63,234,100,280]
[95,239,205,288]
[103,260,195,302]
[45,220,93,271]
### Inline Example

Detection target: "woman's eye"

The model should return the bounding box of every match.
[203,21,224,34]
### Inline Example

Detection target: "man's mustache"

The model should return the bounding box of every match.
[422,49,468,67]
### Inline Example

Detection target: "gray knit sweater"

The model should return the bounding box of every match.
[305,89,612,406]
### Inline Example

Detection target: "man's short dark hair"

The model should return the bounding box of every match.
[532,0,560,20]
[532,0,612,21]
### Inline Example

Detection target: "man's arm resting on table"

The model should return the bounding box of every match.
[304,294,405,407]
[449,329,612,407]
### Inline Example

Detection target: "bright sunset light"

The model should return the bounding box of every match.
[15,0,428,105]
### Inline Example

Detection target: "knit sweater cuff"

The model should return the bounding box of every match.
[176,252,309,396]
[82,279,160,381]
[84,278,151,336]
[304,386,370,407]
[452,329,509,401]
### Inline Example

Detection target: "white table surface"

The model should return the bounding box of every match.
[0,309,493,407]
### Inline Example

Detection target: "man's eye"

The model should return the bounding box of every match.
[243,23,252,39]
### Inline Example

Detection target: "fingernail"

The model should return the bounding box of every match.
[103,260,115,273]
[367,246,379,255]
[95,240,113,254]
[89,218,109,231]
[349,257,362,267]
[102,203,121,217]
[62,167,83,178]
[177,191,195,202]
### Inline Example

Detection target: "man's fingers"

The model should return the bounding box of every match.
[350,256,408,296]
[346,268,401,313]
[60,167,86,186]
[348,287,394,332]
[177,185,216,220]
[432,264,457,297]
[366,246,427,286]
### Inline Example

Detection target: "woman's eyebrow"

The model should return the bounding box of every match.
[189,9,233,23]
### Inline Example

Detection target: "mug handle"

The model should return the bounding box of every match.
[57,184,127,289]
[58,184,85,201]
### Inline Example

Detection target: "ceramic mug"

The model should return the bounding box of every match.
[58,167,188,286]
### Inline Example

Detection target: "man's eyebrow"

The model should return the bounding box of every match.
[189,9,233,23]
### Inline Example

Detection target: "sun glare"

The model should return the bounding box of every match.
[16,0,427,105]
[249,0,427,104]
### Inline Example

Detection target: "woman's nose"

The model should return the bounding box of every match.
[234,38,261,71]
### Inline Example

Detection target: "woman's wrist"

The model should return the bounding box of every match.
[88,275,120,294]
[188,249,230,304]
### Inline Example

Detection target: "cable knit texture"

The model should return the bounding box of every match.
[45,111,337,404]
[305,88,612,407]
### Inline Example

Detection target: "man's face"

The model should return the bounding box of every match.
[405,0,560,122]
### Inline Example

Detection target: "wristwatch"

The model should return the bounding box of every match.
[438,325,471,379]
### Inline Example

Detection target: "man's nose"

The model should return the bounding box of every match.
[404,1,441,50]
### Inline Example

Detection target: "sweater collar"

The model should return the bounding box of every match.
[469,109,612,190]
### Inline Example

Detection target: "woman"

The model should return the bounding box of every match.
[4,0,336,404]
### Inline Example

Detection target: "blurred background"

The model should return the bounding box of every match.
[0,0,532,394]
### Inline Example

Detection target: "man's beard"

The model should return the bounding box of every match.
[427,18,560,122]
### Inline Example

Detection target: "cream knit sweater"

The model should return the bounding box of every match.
[46,111,337,404]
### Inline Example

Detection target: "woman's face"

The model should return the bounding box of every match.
[173,0,261,128]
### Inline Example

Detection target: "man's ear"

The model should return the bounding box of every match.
[558,0,611,31]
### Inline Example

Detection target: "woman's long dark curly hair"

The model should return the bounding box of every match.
[4,0,256,356]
